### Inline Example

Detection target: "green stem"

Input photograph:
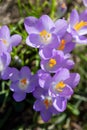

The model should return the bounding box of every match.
[50,0,56,19]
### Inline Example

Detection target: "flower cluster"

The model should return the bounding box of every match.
[0,25,22,77]
[2,9,87,122]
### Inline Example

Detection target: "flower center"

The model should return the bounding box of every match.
[58,39,66,50]
[61,2,66,9]
[0,39,8,44]
[43,97,52,109]
[49,58,57,67]
[74,20,87,31]
[40,30,51,44]
[55,81,66,92]
[19,78,29,90]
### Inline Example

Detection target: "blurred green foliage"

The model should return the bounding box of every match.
[0,0,87,130]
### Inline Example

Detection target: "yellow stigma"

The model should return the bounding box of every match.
[39,30,51,43]
[44,99,52,109]
[20,78,27,86]
[55,81,66,92]
[40,30,50,37]
[74,20,87,31]
[0,39,7,44]
[49,58,57,67]
[58,39,66,50]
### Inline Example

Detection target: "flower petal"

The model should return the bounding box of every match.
[70,9,79,26]
[20,66,31,79]
[10,34,22,47]
[24,16,38,34]
[13,92,26,102]
[53,97,67,112]
[33,100,45,111]
[54,19,68,37]
[40,110,52,122]
[59,85,73,97]
[36,15,55,32]
[53,68,70,82]
[65,73,80,88]
[0,25,10,40]
[26,36,39,48]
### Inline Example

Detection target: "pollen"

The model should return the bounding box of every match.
[74,20,87,31]
[20,78,27,85]
[49,58,57,67]
[40,30,51,43]
[40,30,48,36]
[58,39,66,50]
[55,81,66,92]
[19,78,29,90]
[0,39,7,44]
[61,2,66,9]
[44,98,52,109]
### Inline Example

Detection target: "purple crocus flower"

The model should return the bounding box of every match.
[0,25,22,52]
[24,15,59,49]
[68,9,87,44]
[57,32,75,54]
[48,68,80,98]
[33,86,67,122]
[2,66,38,102]
[38,68,80,98]
[0,52,11,77]
[40,49,74,73]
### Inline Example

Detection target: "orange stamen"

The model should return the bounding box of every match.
[49,58,57,67]
[74,20,87,31]
[55,81,66,92]
[20,78,27,85]
[58,39,66,50]
[44,99,52,109]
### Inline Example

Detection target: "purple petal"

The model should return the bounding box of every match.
[33,86,45,99]
[38,70,51,89]
[36,15,55,32]
[75,35,87,44]
[20,66,31,79]
[24,16,38,34]
[63,32,72,43]
[78,28,87,35]
[79,10,87,21]
[10,81,20,92]
[2,67,19,81]
[53,97,67,112]
[1,67,18,80]
[59,85,73,97]
[40,110,52,122]
[49,106,59,114]
[13,92,26,102]
[1,52,11,68]
[65,73,80,88]
[54,19,68,37]
[63,42,75,54]
[0,25,10,40]
[29,33,42,47]
[10,34,22,46]
[53,68,70,82]
[63,59,75,70]
[39,47,53,59]
[26,36,39,48]
[70,9,79,26]
[0,42,7,53]
[33,100,45,111]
